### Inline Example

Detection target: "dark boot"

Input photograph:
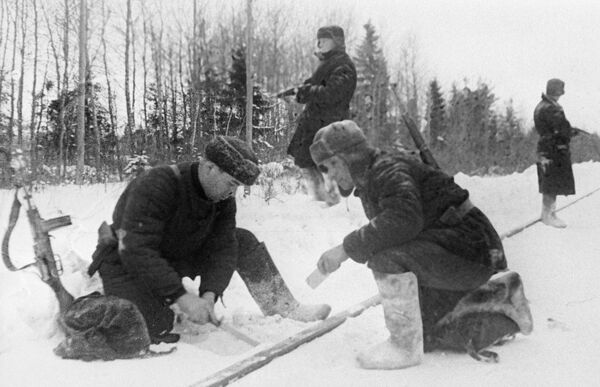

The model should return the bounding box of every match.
[237,241,331,322]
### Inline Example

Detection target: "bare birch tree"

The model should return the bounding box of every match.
[16,0,27,146]
[29,0,39,172]
[58,0,70,178]
[124,0,133,155]
[101,0,122,180]
[75,0,87,184]
[8,2,18,154]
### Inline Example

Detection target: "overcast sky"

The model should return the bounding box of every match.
[289,0,600,134]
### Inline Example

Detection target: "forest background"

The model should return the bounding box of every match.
[1,0,599,186]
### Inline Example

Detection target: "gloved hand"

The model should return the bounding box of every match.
[317,244,349,274]
[296,84,313,103]
[539,156,551,173]
[175,292,219,325]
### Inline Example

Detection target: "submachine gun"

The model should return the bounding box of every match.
[1,151,74,314]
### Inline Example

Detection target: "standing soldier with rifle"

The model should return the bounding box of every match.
[284,25,357,205]
[309,120,533,369]
[534,78,581,228]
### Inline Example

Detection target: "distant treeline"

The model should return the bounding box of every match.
[0,0,598,186]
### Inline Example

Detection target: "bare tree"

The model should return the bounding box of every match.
[124,0,133,155]
[245,0,253,146]
[101,0,122,180]
[16,0,28,146]
[8,2,18,154]
[75,0,87,184]
[29,0,39,173]
[58,0,70,178]
[0,0,10,146]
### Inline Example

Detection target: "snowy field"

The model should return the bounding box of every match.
[1,161,599,387]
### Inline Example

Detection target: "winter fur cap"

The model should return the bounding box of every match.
[205,136,260,185]
[310,120,368,165]
[546,78,565,96]
[317,25,345,49]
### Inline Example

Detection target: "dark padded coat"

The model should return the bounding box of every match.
[534,93,577,195]
[108,162,238,302]
[342,150,506,272]
[288,49,357,168]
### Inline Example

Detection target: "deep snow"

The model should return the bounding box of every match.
[1,162,599,387]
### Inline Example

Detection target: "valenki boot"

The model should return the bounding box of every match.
[237,242,331,322]
[357,272,424,369]
[541,195,566,228]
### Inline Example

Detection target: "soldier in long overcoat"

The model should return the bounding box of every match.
[287,25,357,204]
[534,78,580,228]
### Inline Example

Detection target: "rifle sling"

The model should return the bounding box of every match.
[2,189,35,271]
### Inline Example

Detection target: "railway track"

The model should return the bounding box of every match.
[190,186,600,387]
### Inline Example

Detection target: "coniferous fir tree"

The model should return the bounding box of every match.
[352,22,390,147]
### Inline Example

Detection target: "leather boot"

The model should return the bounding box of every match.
[357,272,424,369]
[237,242,331,322]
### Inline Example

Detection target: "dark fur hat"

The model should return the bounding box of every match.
[546,78,565,97]
[205,136,260,185]
[317,25,345,49]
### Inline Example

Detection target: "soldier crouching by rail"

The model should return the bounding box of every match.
[310,120,533,369]
[88,136,331,344]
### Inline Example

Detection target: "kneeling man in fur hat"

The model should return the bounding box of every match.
[310,121,533,369]
[88,136,330,344]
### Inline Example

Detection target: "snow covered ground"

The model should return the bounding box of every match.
[1,162,599,387]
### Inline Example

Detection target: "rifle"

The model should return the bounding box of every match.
[275,86,299,98]
[572,128,600,157]
[1,150,74,314]
[401,114,441,169]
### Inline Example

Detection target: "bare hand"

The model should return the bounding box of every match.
[176,292,219,325]
[317,244,349,274]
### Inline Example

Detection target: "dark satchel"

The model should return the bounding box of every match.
[54,292,152,361]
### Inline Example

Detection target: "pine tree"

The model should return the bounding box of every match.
[225,45,267,139]
[428,78,446,147]
[352,21,390,147]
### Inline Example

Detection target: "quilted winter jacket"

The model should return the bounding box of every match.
[343,150,506,271]
[109,161,238,301]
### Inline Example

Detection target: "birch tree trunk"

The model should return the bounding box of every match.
[75,0,87,184]
[8,2,18,156]
[124,0,133,155]
[29,0,39,177]
[101,0,122,180]
[59,0,70,178]
[245,0,253,146]
[16,0,27,146]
